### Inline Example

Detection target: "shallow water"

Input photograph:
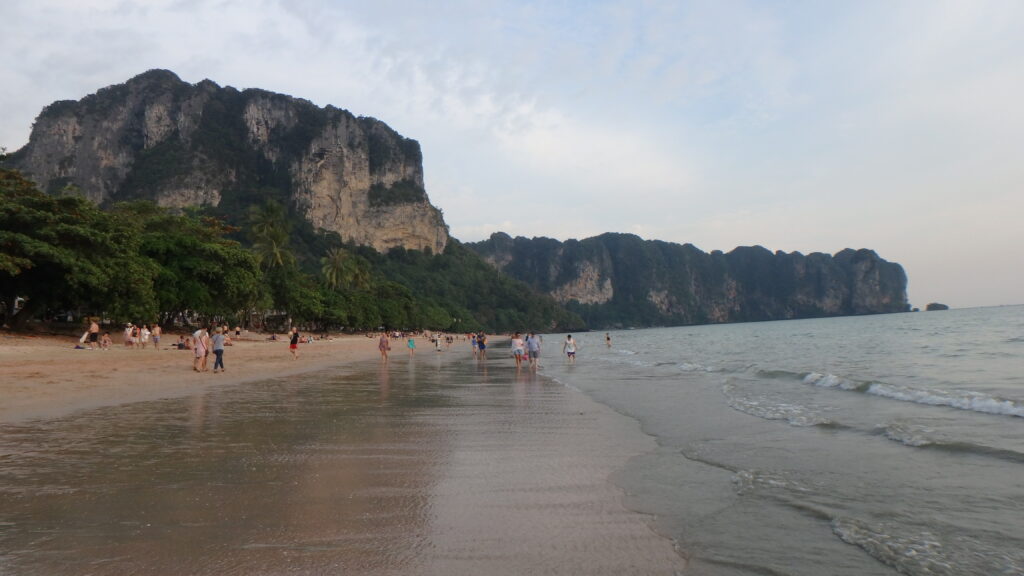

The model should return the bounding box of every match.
[0,352,682,575]
[542,306,1024,575]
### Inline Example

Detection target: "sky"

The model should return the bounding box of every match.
[1,0,1022,308]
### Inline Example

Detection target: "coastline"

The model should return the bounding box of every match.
[0,334,685,574]
[0,331,381,424]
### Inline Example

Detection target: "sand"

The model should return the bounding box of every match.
[0,331,382,424]
[0,331,685,574]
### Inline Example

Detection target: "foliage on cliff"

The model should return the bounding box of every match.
[468,232,910,329]
[8,69,449,254]
[0,168,578,332]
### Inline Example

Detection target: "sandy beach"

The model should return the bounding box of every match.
[0,332,685,574]
[0,331,381,424]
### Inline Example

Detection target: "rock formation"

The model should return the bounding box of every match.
[925,303,949,311]
[468,232,910,328]
[5,70,448,254]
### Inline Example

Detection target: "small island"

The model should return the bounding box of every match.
[926,302,950,311]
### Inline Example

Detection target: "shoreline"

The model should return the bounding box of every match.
[0,331,382,424]
[0,332,686,573]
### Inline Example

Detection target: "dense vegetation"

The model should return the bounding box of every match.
[469,232,910,328]
[0,167,581,333]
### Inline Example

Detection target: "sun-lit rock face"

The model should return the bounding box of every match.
[9,69,448,254]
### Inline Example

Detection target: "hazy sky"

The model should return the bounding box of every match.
[2,0,1022,308]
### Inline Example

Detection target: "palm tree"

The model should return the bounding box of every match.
[321,247,371,291]
[253,231,294,271]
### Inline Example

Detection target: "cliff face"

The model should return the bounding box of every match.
[468,232,909,328]
[7,70,448,254]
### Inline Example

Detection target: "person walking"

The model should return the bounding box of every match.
[379,332,391,362]
[408,336,416,356]
[211,327,226,373]
[511,332,525,369]
[192,328,208,372]
[528,332,544,366]
[152,324,162,350]
[477,332,487,360]
[289,327,300,360]
[470,334,478,359]
[563,334,578,364]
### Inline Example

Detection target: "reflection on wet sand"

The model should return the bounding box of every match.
[0,356,683,574]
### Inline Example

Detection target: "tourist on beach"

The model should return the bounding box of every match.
[87,319,99,350]
[211,327,226,373]
[470,334,478,358]
[563,334,578,364]
[289,327,300,360]
[477,332,487,360]
[99,332,112,350]
[378,332,391,361]
[152,324,161,350]
[140,325,151,349]
[526,332,542,370]
[192,328,208,372]
[511,332,525,369]
[123,324,132,348]
[408,336,416,356]
[605,332,611,348]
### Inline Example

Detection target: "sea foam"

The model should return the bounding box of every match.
[803,373,1024,418]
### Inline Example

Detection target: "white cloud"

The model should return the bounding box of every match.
[2,0,1022,306]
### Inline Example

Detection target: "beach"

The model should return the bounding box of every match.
[0,332,685,574]
[0,332,382,424]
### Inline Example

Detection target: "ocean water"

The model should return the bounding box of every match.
[542,305,1024,576]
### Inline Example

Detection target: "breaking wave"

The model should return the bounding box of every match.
[803,373,1024,419]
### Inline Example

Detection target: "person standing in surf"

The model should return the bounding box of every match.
[526,332,542,370]
[379,332,391,362]
[511,332,526,369]
[563,334,578,364]
[477,332,487,360]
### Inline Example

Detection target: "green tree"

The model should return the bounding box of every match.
[111,202,262,325]
[0,169,157,326]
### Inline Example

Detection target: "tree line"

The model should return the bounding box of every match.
[0,167,583,333]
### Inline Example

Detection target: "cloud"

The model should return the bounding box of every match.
[2,0,1022,306]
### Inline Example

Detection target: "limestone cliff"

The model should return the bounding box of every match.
[468,232,910,328]
[6,70,448,254]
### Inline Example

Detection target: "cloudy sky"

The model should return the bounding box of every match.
[2,0,1022,308]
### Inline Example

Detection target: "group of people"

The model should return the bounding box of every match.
[508,332,545,370]
[189,325,231,372]
[122,322,162,349]
[373,330,613,368]
[78,320,163,350]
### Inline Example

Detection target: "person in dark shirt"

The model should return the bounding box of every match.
[289,327,300,360]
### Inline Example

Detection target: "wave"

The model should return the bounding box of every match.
[831,517,1023,576]
[803,373,1024,418]
[877,423,1024,463]
[677,361,716,373]
[722,383,834,428]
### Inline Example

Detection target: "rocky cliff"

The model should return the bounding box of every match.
[6,70,448,254]
[468,232,909,328]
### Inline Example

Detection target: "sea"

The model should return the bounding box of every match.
[542,305,1024,575]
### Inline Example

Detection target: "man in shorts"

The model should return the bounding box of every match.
[88,319,100,350]
[526,332,542,370]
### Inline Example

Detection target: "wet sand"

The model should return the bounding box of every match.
[0,332,381,424]
[0,341,684,574]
